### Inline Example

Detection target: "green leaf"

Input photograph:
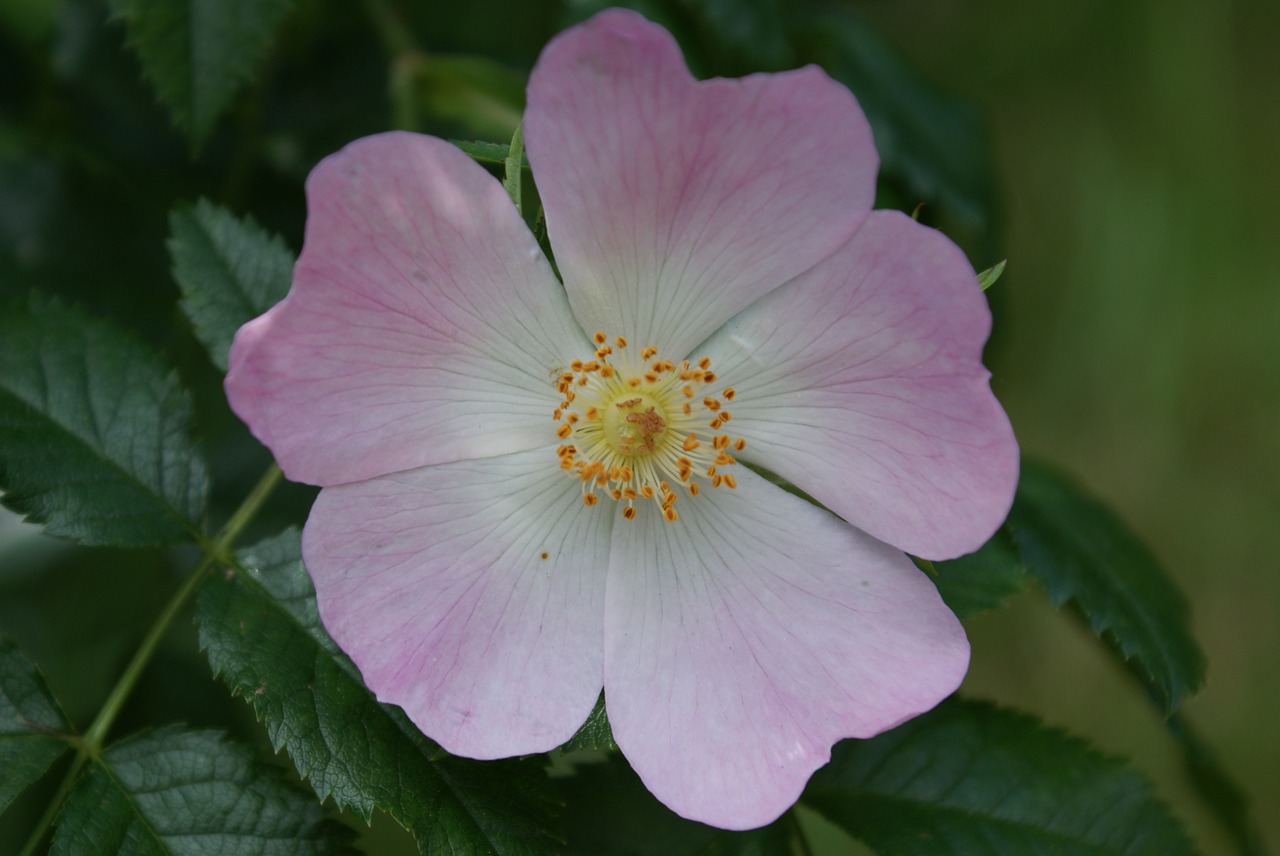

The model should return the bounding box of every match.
[791,9,995,248]
[107,0,297,145]
[196,529,562,855]
[977,259,1007,291]
[803,698,1196,856]
[559,693,616,753]
[452,138,530,168]
[1007,459,1206,714]
[50,726,352,855]
[503,123,525,216]
[0,635,73,813]
[560,755,796,855]
[168,199,294,371]
[930,528,1026,620]
[0,295,208,546]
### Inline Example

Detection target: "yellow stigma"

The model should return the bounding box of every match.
[552,331,743,522]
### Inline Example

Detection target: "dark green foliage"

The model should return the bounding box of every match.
[168,200,294,372]
[931,528,1027,619]
[804,698,1196,856]
[790,9,997,255]
[196,530,562,855]
[1008,460,1206,713]
[0,295,208,546]
[108,0,299,145]
[559,755,795,855]
[0,636,72,813]
[49,726,353,855]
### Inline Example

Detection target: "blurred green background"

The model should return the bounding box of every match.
[1,0,1275,853]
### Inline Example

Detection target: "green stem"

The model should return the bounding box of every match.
[18,464,283,856]
[16,753,83,856]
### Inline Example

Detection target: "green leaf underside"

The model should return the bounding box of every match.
[196,529,562,855]
[49,726,351,855]
[931,528,1026,620]
[0,636,73,813]
[169,200,294,372]
[0,295,208,546]
[559,693,616,753]
[1008,459,1206,714]
[803,698,1195,856]
[559,755,794,856]
[108,0,297,144]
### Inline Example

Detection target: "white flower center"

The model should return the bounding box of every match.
[553,332,743,522]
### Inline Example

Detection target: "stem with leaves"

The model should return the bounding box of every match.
[17,464,284,856]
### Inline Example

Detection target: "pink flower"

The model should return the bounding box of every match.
[225,8,1017,830]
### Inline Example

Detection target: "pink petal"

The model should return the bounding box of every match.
[302,446,610,757]
[524,9,877,361]
[604,467,967,829]
[225,132,586,486]
[701,211,1019,560]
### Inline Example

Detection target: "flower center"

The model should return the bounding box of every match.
[553,331,744,522]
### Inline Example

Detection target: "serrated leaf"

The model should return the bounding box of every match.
[196,529,562,855]
[560,755,795,855]
[804,698,1196,856]
[559,693,616,753]
[108,0,297,144]
[0,295,208,546]
[1007,460,1206,713]
[0,635,73,812]
[931,528,1026,619]
[168,199,293,371]
[50,726,352,855]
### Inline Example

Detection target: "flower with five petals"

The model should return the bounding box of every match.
[225,8,1018,830]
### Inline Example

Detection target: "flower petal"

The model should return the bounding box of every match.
[701,211,1019,560]
[302,445,610,758]
[225,132,586,486]
[604,468,967,829]
[525,9,877,361]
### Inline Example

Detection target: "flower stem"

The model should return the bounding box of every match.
[18,463,283,856]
